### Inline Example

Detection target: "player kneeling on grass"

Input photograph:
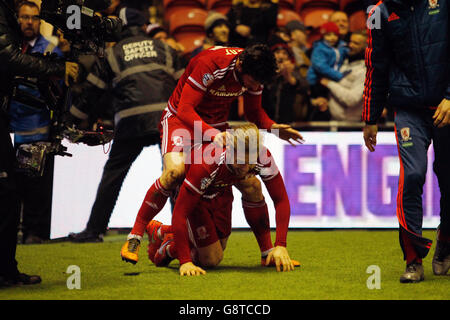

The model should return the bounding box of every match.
[144,123,299,275]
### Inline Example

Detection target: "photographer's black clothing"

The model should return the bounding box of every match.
[70,27,182,238]
[0,0,65,280]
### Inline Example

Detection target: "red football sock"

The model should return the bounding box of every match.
[242,199,273,255]
[159,225,173,239]
[131,179,170,236]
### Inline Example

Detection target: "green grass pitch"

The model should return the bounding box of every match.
[1,230,449,300]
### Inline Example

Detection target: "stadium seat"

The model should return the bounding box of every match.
[279,0,295,10]
[207,0,232,15]
[168,7,208,35]
[277,9,302,27]
[296,0,339,12]
[173,31,205,54]
[163,0,206,22]
[348,10,367,32]
[300,7,335,28]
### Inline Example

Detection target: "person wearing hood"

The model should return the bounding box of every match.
[262,35,309,124]
[68,8,184,243]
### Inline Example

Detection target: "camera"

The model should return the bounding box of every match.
[40,0,122,58]
[10,1,119,176]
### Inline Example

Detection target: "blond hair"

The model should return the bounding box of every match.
[229,122,262,164]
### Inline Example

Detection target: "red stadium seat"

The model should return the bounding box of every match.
[207,0,232,15]
[277,9,302,27]
[173,31,205,54]
[300,7,334,28]
[168,7,208,35]
[296,0,339,12]
[279,0,295,10]
[348,10,367,32]
[163,0,206,22]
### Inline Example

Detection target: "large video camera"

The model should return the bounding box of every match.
[11,0,119,176]
[40,0,122,58]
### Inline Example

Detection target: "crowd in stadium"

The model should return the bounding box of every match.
[65,0,387,124]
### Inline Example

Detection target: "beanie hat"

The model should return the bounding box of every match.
[268,35,295,63]
[119,7,147,27]
[285,20,306,33]
[146,23,166,38]
[204,11,228,35]
[320,22,340,37]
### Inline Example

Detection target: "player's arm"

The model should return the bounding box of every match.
[243,91,304,145]
[176,61,222,141]
[363,5,390,151]
[172,164,213,275]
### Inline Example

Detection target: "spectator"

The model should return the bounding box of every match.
[262,35,309,123]
[285,20,310,78]
[191,11,230,58]
[8,1,64,244]
[306,22,349,95]
[319,30,367,122]
[329,11,350,43]
[226,0,278,48]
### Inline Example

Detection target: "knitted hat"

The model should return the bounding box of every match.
[268,35,295,63]
[285,20,306,33]
[320,22,340,37]
[119,7,147,27]
[204,11,229,35]
[146,23,166,38]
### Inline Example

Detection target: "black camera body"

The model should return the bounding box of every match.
[40,0,121,58]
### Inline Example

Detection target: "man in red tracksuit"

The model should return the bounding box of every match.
[121,44,305,264]
[146,123,299,276]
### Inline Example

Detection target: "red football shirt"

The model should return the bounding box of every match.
[172,144,290,264]
[167,47,275,140]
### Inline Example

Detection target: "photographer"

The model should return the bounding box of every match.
[0,0,79,287]
[68,8,183,242]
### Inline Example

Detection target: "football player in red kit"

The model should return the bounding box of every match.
[146,123,299,276]
[121,45,304,264]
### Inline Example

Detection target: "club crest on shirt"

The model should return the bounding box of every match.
[202,73,215,87]
[172,135,183,147]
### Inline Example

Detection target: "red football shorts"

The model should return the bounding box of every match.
[186,187,234,249]
[159,108,229,156]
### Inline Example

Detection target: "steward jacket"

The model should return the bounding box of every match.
[9,35,64,144]
[363,0,450,124]
[0,0,65,119]
[71,26,184,141]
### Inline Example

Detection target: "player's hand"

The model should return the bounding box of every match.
[271,123,304,145]
[363,124,378,152]
[433,98,450,128]
[179,262,206,276]
[265,246,295,272]
[65,62,80,86]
